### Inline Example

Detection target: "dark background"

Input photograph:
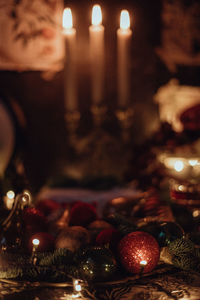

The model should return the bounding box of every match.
[1,0,199,192]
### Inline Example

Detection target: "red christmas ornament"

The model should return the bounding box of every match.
[180,104,200,131]
[96,228,121,252]
[28,232,55,253]
[36,199,61,216]
[23,207,47,235]
[118,231,160,274]
[69,201,97,227]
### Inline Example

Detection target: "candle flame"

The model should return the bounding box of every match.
[32,238,40,246]
[120,10,130,30]
[92,4,102,26]
[174,160,184,172]
[63,8,73,29]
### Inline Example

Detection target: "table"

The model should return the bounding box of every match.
[1,266,200,299]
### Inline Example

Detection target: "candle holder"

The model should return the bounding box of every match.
[0,192,31,252]
[116,107,134,142]
[65,110,81,146]
[91,104,107,128]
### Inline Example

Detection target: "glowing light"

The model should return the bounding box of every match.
[178,185,184,191]
[5,190,15,209]
[140,260,147,266]
[92,5,102,26]
[32,239,40,246]
[120,10,130,30]
[6,190,15,199]
[174,160,184,172]
[188,159,198,166]
[63,8,73,29]
[193,210,200,218]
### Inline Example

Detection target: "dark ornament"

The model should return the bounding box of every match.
[78,247,117,282]
[139,221,184,247]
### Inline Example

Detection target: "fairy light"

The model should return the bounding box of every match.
[5,190,15,209]
[188,159,198,167]
[174,160,184,172]
[140,260,147,266]
[31,238,40,265]
[71,279,82,298]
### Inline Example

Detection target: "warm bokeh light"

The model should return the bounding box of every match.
[5,190,15,210]
[32,238,40,246]
[63,8,73,29]
[174,160,184,172]
[6,190,15,200]
[92,4,102,26]
[140,260,147,266]
[120,10,130,30]
[188,159,198,166]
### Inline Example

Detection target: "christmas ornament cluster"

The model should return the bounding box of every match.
[0,192,200,283]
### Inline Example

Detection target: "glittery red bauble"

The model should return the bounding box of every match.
[118,231,160,274]
[36,199,61,216]
[69,202,97,227]
[28,232,55,253]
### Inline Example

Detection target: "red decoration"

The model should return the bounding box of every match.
[28,232,55,253]
[180,104,200,131]
[69,201,97,227]
[96,228,121,252]
[118,231,160,274]
[23,207,47,235]
[36,199,61,216]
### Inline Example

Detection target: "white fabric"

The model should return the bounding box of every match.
[0,0,64,71]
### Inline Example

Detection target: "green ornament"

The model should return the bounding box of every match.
[78,247,117,282]
[168,237,195,256]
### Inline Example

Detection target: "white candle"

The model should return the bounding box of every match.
[89,4,105,105]
[117,10,132,107]
[63,8,77,111]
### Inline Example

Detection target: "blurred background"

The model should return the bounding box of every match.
[0,0,199,193]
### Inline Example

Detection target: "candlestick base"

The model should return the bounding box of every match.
[65,110,80,146]
[91,104,107,127]
[116,107,134,142]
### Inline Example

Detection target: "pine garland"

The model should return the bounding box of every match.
[168,237,195,256]
[167,237,200,273]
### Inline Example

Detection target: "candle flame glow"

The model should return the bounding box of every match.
[120,10,130,30]
[92,4,102,26]
[63,8,73,29]
[174,160,184,172]
[32,238,40,246]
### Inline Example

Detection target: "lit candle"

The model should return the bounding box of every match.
[117,10,132,107]
[89,4,105,105]
[63,8,77,111]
